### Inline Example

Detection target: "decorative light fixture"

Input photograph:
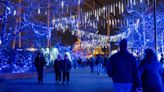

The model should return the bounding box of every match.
[38,8,40,14]
[140,0,143,3]
[13,10,17,16]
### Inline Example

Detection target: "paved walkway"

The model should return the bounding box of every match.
[5,68,114,92]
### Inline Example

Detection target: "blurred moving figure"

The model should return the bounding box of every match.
[103,54,108,70]
[90,56,96,73]
[96,54,103,75]
[54,55,62,84]
[106,39,141,92]
[160,53,164,77]
[140,49,164,92]
[77,57,82,67]
[34,52,46,84]
[62,54,72,85]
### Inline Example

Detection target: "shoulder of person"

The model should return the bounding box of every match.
[139,59,146,67]
[54,60,57,64]
[110,52,118,58]
[68,60,71,63]
[109,52,120,61]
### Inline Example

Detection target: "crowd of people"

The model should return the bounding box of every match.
[34,39,164,92]
[72,54,108,75]
[34,52,71,85]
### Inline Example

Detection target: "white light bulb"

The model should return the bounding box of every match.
[103,6,106,11]
[0,39,2,45]
[78,0,81,5]
[61,1,64,8]
[147,0,150,5]
[140,0,143,3]
[111,5,113,13]
[116,2,118,7]
[14,10,17,16]
[38,8,40,14]
[52,19,55,23]
[122,2,124,13]
[113,4,115,15]
[7,7,11,14]
[133,0,136,5]
[119,1,121,14]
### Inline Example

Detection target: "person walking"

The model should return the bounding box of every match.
[62,54,72,85]
[103,54,108,70]
[160,53,164,77]
[139,49,164,92]
[96,54,103,75]
[34,52,46,84]
[54,55,62,84]
[77,57,82,67]
[90,56,96,73]
[106,39,141,92]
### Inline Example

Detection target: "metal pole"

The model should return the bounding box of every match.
[2,9,7,44]
[142,14,146,53]
[18,0,22,48]
[154,0,157,52]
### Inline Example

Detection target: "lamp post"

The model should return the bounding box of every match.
[154,0,157,52]
[47,0,51,64]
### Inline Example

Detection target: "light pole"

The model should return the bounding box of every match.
[154,0,157,52]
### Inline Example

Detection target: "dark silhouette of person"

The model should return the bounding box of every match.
[77,57,82,67]
[90,56,96,73]
[139,49,164,92]
[62,54,71,85]
[96,54,103,75]
[106,39,141,92]
[160,53,164,77]
[103,54,108,67]
[34,52,46,84]
[54,55,62,84]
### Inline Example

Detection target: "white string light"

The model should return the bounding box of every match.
[147,0,150,5]
[61,1,64,8]
[130,0,133,8]
[121,2,124,13]
[113,4,115,15]
[119,1,121,14]
[13,10,17,16]
[133,0,136,5]
[111,4,113,13]
[116,2,118,7]
[38,8,40,14]
[127,0,129,7]
[45,11,47,15]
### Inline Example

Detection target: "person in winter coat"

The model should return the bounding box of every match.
[96,54,103,75]
[90,56,96,73]
[77,57,82,67]
[62,54,71,85]
[139,49,164,92]
[160,53,164,77]
[103,54,108,68]
[106,39,141,92]
[54,55,62,84]
[34,52,46,84]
